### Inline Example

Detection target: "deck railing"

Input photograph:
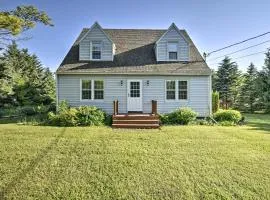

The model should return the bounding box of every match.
[113,100,157,115]
[151,100,157,115]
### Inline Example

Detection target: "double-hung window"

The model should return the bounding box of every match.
[166,80,188,100]
[166,80,176,100]
[168,42,178,60]
[81,80,104,100]
[94,80,104,99]
[92,41,101,60]
[82,80,92,100]
[178,81,188,100]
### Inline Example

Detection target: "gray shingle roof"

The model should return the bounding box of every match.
[56,28,211,75]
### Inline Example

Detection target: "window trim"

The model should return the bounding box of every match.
[165,79,189,102]
[90,41,102,60]
[80,79,104,101]
[165,80,176,101]
[167,41,179,61]
[178,80,188,100]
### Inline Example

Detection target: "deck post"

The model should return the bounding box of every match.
[113,100,119,115]
[151,100,157,115]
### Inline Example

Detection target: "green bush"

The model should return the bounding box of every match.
[213,109,242,124]
[160,107,198,125]
[20,106,37,116]
[48,108,78,127]
[76,106,105,126]
[104,114,113,126]
[159,114,170,124]
[47,101,106,127]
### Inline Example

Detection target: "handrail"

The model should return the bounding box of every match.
[113,100,119,115]
[152,100,157,115]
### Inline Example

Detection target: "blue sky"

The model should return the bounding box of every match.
[2,0,270,72]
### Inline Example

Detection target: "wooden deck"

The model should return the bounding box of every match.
[112,113,160,129]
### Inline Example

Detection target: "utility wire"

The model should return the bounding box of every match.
[208,48,269,66]
[205,31,270,57]
[207,39,270,61]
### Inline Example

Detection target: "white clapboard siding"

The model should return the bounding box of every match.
[57,75,211,117]
[156,28,189,61]
[79,26,113,61]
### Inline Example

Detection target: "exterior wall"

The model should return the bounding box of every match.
[57,74,211,117]
[79,26,113,61]
[156,28,189,61]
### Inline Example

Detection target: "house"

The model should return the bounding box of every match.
[56,22,212,128]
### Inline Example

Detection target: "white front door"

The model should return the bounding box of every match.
[127,80,142,112]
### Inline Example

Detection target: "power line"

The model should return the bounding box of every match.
[207,39,270,61]
[205,31,270,57]
[208,48,269,66]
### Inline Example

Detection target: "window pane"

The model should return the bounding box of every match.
[169,52,177,60]
[179,81,187,90]
[179,91,187,100]
[92,51,101,59]
[92,41,101,59]
[94,80,104,89]
[178,81,187,100]
[82,80,91,90]
[94,91,104,99]
[82,90,91,100]
[166,81,175,90]
[166,91,175,100]
[130,82,140,97]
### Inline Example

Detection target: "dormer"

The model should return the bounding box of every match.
[155,23,190,62]
[78,22,115,61]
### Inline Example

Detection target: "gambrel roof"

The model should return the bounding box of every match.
[57,25,211,75]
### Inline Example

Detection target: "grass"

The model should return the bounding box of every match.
[0,114,269,199]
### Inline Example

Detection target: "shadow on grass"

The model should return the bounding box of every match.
[246,122,270,133]
[1,127,67,198]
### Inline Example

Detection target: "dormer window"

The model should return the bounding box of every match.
[92,41,101,60]
[168,42,178,60]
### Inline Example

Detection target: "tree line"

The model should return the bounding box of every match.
[0,42,55,107]
[212,50,270,113]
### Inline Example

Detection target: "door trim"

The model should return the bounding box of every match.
[127,80,143,112]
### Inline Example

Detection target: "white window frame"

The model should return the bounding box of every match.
[90,41,102,60]
[165,79,189,102]
[165,80,176,101]
[167,41,178,61]
[80,79,104,101]
[178,80,188,100]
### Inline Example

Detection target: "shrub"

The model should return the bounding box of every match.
[48,108,78,126]
[159,114,170,124]
[212,91,219,113]
[104,114,113,126]
[213,109,242,124]
[160,107,198,125]
[76,106,105,126]
[47,101,106,127]
[20,106,37,116]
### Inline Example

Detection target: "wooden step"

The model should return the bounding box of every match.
[113,119,159,124]
[112,124,160,129]
[113,115,159,120]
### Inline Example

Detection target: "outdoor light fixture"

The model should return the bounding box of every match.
[146,80,150,86]
[120,80,123,86]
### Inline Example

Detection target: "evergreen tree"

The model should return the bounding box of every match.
[257,50,270,113]
[238,63,258,112]
[215,57,239,109]
[0,42,55,107]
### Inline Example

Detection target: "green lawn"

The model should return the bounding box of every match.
[0,114,269,199]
